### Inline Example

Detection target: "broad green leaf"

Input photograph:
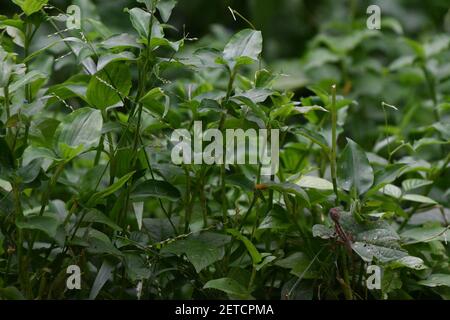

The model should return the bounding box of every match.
[54,108,103,158]
[223,29,262,67]
[131,179,181,202]
[86,62,132,109]
[226,228,262,265]
[265,182,310,205]
[255,69,275,87]
[102,33,142,49]
[83,210,122,231]
[16,215,60,238]
[234,88,273,103]
[389,256,426,270]
[203,278,251,299]
[259,205,290,230]
[12,0,48,16]
[402,194,437,204]
[372,164,406,189]
[156,0,177,22]
[162,232,231,273]
[419,274,450,288]
[317,211,407,263]
[9,70,45,93]
[139,87,169,118]
[312,224,334,239]
[337,138,374,196]
[126,7,151,38]
[276,252,317,279]
[295,128,330,152]
[295,175,333,190]
[351,242,407,263]
[381,184,402,199]
[17,159,42,184]
[402,179,433,192]
[97,52,135,71]
[22,146,59,165]
[75,228,122,256]
[401,225,449,243]
[0,48,16,87]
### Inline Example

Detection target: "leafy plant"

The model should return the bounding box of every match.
[0,0,449,300]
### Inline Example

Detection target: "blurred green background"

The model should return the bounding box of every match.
[2,0,450,61]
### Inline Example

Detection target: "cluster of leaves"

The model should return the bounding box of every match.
[0,0,449,300]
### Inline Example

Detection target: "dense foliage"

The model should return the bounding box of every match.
[0,0,449,300]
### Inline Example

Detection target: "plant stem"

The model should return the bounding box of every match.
[13,181,29,296]
[330,84,339,206]
[219,69,236,224]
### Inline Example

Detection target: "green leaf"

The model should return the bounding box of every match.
[223,29,262,68]
[295,128,330,152]
[131,179,181,202]
[16,215,60,238]
[293,105,328,114]
[337,138,374,196]
[381,184,402,199]
[401,194,437,204]
[132,201,144,230]
[9,70,45,93]
[102,33,142,49]
[312,224,334,239]
[401,179,433,192]
[265,182,310,205]
[83,210,122,231]
[401,225,449,243]
[255,69,275,87]
[372,164,406,189]
[97,52,135,71]
[76,228,122,256]
[259,205,290,230]
[12,0,48,16]
[156,0,177,23]
[203,278,251,299]
[351,242,407,263]
[162,232,231,273]
[418,274,450,288]
[139,87,169,118]
[89,260,114,299]
[126,7,151,38]
[54,108,103,158]
[86,62,132,109]
[389,256,426,270]
[295,175,333,190]
[226,228,262,265]
[234,88,273,103]
[86,171,135,207]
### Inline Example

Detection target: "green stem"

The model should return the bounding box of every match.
[330,84,339,206]
[39,163,65,216]
[13,182,29,296]
[220,69,236,224]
